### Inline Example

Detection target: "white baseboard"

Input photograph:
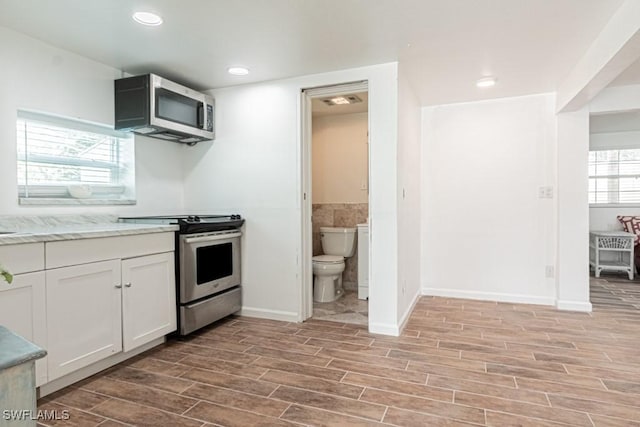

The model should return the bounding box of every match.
[240,306,300,323]
[398,289,421,334]
[369,322,400,336]
[556,300,593,312]
[368,290,421,337]
[422,287,555,306]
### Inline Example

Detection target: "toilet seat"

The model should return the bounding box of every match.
[312,255,343,264]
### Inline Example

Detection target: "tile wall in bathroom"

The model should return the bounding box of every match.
[312,203,368,290]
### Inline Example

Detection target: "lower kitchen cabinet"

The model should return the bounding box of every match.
[46,260,123,381]
[122,252,176,352]
[0,271,47,386]
[45,251,176,382]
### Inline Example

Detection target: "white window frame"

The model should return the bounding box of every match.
[589,147,640,207]
[16,110,136,205]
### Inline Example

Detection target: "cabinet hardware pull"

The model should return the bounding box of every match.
[125,282,132,288]
[115,284,123,289]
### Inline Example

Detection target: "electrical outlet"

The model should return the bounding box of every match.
[538,186,554,199]
[545,265,555,278]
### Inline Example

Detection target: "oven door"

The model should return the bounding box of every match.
[179,231,241,304]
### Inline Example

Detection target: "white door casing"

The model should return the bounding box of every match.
[299,81,369,322]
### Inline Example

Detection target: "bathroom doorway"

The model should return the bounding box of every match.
[300,82,370,325]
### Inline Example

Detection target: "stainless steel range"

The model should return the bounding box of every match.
[120,215,244,335]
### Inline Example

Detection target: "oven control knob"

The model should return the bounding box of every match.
[193,215,201,222]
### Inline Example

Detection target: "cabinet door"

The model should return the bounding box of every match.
[122,252,176,352]
[0,271,47,386]
[46,260,122,380]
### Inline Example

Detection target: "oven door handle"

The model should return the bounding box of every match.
[183,231,242,244]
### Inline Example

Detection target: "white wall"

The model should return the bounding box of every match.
[556,107,591,311]
[0,26,185,216]
[590,207,637,231]
[421,93,558,305]
[397,64,422,327]
[312,113,368,204]
[182,63,400,333]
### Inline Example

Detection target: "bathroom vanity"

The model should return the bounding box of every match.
[357,223,369,299]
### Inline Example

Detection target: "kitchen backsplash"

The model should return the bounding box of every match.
[312,203,368,289]
[0,214,118,231]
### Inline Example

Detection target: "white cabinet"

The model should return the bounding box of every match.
[46,260,123,380]
[46,251,176,382]
[357,223,369,300]
[0,242,47,386]
[0,271,47,386]
[122,252,176,352]
[0,232,176,386]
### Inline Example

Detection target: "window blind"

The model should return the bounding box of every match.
[589,148,640,204]
[16,111,135,204]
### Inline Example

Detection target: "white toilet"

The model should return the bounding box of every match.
[312,227,357,302]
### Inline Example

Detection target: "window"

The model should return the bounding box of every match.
[589,148,640,204]
[17,111,135,205]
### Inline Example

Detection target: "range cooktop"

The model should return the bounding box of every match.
[120,214,244,233]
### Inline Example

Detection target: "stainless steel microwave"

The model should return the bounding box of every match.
[114,73,214,144]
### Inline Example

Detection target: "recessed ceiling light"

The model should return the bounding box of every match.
[476,77,497,88]
[228,67,250,76]
[330,97,351,105]
[321,94,363,106]
[133,11,163,26]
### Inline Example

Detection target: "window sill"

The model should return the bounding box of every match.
[589,204,640,208]
[19,198,136,206]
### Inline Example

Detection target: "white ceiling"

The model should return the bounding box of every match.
[608,56,640,88]
[0,0,627,106]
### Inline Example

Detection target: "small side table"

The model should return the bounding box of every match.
[0,325,47,426]
[589,231,635,280]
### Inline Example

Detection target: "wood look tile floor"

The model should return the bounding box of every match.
[38,287,640,426]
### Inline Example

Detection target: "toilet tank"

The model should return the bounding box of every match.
[320,227,357,257]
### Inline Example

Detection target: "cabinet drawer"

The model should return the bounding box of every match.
[46,232,174,269]
[0,243,44,274]
[180,287,241,335]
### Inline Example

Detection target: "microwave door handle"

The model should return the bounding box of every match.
[197,102,204,129]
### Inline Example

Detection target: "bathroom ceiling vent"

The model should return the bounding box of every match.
[321,94,363,106]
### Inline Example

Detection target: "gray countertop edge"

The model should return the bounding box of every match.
[0,224,179,246]
[0,326,47,370]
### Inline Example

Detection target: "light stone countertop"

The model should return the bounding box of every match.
[0,215,178,246]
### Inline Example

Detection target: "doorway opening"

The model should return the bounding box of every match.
[300,81,369,325]
[588,110,640,311]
